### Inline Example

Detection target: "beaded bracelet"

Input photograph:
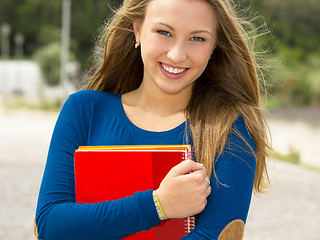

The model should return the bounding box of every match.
[152,190,167,221]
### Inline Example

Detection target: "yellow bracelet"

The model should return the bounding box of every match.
[152,191,167,221]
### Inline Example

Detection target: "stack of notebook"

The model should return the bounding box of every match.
[74,145,196,239]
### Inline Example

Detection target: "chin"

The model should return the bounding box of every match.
[158,84,193,96]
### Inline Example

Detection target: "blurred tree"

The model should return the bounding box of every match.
[109,0,124,7]
[239,0,320,107]
[34,42,61,86]
[0,0,115,68]
[70,0,110,69]
[0,0,61,56]
[239,0,320,55]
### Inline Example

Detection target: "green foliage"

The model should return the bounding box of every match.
[39,98,63,111]
[239,0,320,107]
[239,0,320,53]
[70,0,110,68]
[0,0,62,56]
[266,46,320,108]
[3,96,62,112]
[37,25,60,46]
[0,0,112,69]
[273,150,300,165]
[33,42,61,86]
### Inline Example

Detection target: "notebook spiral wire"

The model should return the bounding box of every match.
[182,146,197,233]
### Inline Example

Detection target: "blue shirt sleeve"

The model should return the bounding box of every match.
[35,94,161,240]
[182,116,256,239]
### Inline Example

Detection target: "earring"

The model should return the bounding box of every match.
[135,40,140,48]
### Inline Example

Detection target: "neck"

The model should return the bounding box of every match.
[124,82,192,117]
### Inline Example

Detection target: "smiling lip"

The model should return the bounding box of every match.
[159,62,189,79]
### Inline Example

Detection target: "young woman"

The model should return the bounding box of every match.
[35,0,270,239]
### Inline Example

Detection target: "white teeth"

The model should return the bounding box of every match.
[161,63,187,74]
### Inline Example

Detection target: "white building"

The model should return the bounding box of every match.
[0,60,77,102]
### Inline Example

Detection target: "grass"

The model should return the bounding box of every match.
[2,94,62,112]
[273,150,320,173]
[273,150,300,165]
[303,164,320,173]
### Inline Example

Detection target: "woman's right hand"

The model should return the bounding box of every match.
[155,160,211,219]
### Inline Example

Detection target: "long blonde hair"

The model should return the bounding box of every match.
[85,0,270,193]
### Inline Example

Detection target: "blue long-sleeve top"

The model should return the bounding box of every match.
[35,90,256,239]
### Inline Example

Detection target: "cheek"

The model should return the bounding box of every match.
[140,46,157,67]
[145,35,171,55]
[141,41,169,66]
[190,51,210,70]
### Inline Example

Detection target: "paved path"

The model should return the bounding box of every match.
[0,108,56,239]
[0,107,319,239]
[245,161,320,240]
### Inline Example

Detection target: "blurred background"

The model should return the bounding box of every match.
[0,0,319,239]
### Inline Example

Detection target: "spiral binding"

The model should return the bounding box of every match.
[181,146,195,161]
[181,146,197,233]
[184,216,198,233]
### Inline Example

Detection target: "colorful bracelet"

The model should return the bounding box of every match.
[152,190,167,221]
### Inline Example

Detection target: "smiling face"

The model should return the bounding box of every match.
[133,0,217,97]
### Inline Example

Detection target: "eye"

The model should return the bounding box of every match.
[190,37,205,42]
[157,30,171,37]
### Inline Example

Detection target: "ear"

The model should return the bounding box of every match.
[133,21,142,41]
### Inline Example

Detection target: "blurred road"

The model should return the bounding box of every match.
[0,108,56,239]
[0,106,319,239]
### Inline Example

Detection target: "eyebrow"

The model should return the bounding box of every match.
[158,22,212,36]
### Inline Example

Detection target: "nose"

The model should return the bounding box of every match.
[167,41,187,64]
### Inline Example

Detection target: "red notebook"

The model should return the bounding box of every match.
[74,145,195,240]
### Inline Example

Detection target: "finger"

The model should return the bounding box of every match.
[205,177,210,185]
[199,167,208,176]
[191,167,207,180]
[170,160,204,177]
[207,185,212,197]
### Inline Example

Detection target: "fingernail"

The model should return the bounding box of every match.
[196,163,203,167]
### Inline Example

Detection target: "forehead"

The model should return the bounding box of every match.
[144,0,217,31]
